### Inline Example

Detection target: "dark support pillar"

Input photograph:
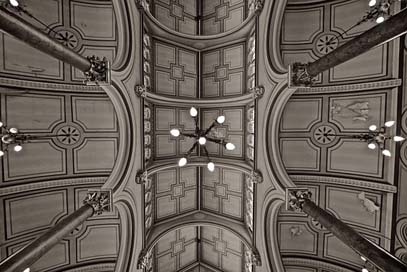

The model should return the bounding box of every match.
[0,190,112,272]
[289,7,407,86]
[0,7,110,84]
[287,189,407,272]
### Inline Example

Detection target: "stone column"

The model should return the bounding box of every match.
[289,7,407,86]
[0,190,112,272]
[286,188,407,272]
[0,6,110,84]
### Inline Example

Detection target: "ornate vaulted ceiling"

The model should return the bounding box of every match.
[0,0,406,271]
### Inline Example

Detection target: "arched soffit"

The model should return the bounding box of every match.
[144,158,254,177]
[144,212,254,254]
[145,223,256,271]
[142,0,261,49]
[264,83,296,190]
[101,81,136,192]
[111,0,132,70]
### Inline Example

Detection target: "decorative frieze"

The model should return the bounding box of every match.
[83,190,112,215]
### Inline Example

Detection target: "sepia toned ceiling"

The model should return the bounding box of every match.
[0,0,407,271]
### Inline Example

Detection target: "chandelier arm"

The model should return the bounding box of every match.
[203,146,210,160]
[206,136,224,145]
[203,121,217,136]
[194,117,199,134]
[185,142,198,157]
[180,132,196,138]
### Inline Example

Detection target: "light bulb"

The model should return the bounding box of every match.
[198,137,206,145]
[376,16,385,23]
[368,0,376,6]
[14,145,22,152]
[207,162,215,172]
[360,256,367,262]
[225,142,235,150]
[190,107,198,117]
[178,157,187,167]
[9,0,19,7]
[393,136,405,142]
[369,125,377,131]
[0,150,4,157]
[368,143,376,150]
[9,127,18,134]
[362,268,369,272]
[382,149,391,157]
[170,128,180,137]
[216,115,225,124]
[384,120,395,127]
[23,268,30,272]
[0,121,3,127]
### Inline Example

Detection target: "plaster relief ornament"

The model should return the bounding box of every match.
[289,226,303,238]
[331,101,370,122]
[357,192,380,213]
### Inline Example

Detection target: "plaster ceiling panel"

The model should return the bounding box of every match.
[201,167,244,221]
[279,90,393,181]
[154,226,198,272]
[0,90,119,185]
[0,184,120,271]
[281,1,395,85]
[0,0,117,84]
[153,167,198,222]
[278,222,317,255]
[202,43,246,98]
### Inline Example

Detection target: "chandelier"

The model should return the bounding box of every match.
[169,107,235,172]
[0,121,76,156]
[320,120,404,157]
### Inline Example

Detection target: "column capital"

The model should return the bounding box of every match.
[136,170,149,184]
[288,62,314,87]
[250,0,264,14]
[83,190,112,215]
[136,0,150,11]
[286,188,312,212]
[84,56,111,85]
[250,86,264,100]
[137,249,152,270]
[135,84,148,98]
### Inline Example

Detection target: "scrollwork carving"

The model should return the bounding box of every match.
[83,190,112,215]
[84,56,110,85]
[286,188,312,212]
[135,85,148,98]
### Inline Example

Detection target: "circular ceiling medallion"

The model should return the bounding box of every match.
[315,34,339,55]
[313,125,337,145]
[56,30,79,49]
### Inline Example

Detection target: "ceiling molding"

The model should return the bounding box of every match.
[0,177,107,196]
[290,175,397,193]
[283,257,355,272]
[63,263,116,272]
[295,79,402,94]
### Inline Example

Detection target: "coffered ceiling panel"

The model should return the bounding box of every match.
[281,0,396,85]
[279,90,393,182]
[0,184,120,271]
[0,0,117,84]
[0,88,119,185]
[277,182,391,271]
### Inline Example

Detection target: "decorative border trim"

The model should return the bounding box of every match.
[290,175,397,193]
[0,77,103,93]
[295,79,401,94]
[0,177,107,196]
[64,263,116,272]
[283,257,355,272]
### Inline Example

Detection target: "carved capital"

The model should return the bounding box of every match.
[137,249,152,270]
[245,248,262,267]
[250,0,263,14]
[249,170,263,183]
[84,56,110,85]
[136,0,150,11]
[250,86,264,100]
[288,62,313,87]
[286,188,312,212]
[136,170,149,184]
[135,85,148,98]
[83,190,112,215]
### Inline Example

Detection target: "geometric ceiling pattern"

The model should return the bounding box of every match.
[1,0,407,271]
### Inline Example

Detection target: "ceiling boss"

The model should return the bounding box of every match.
[169,107,235,172]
